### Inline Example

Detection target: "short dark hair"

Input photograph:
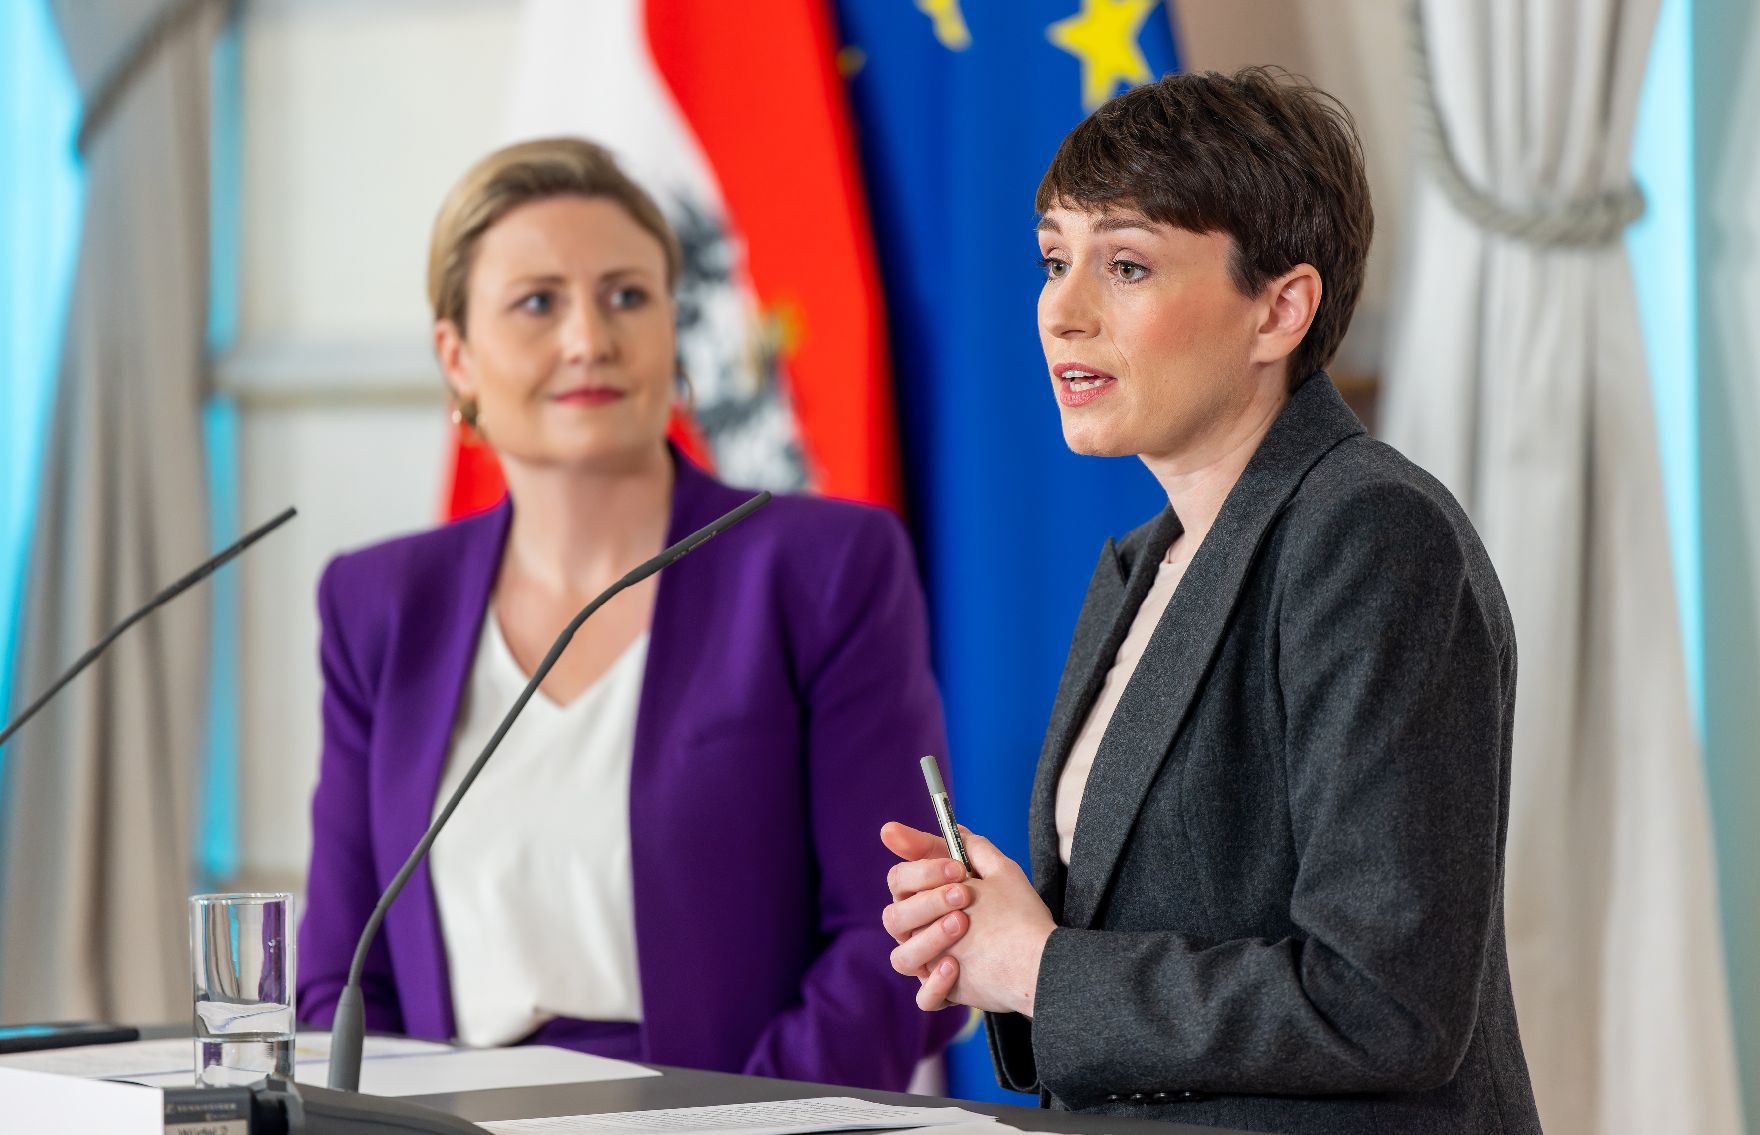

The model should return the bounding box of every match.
[1037,67,1373,385]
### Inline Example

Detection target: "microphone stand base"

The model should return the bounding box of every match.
[164,1077,488,1134]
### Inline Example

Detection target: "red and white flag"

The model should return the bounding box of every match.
[445,0,899,519]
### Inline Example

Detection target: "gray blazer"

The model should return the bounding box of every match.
[986,375,1542,1134]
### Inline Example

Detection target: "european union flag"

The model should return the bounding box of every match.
[832,0,1179,1103]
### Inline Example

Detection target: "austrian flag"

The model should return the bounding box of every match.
[444,0,901,519]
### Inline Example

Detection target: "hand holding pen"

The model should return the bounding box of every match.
[880,755,1057,1017]
[920,754,978,879]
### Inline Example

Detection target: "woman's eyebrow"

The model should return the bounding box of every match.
[1089,213,1155,234]
[503,273,565,290]
[1033,214,1155,235]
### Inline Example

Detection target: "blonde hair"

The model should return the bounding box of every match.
[426,137,682,333]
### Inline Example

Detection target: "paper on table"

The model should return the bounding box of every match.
[294,1032,455,1061]
[481,1096,995,1135]
[0,1036,195,1080]
[115,1040,659,1096]
[307,1044,660,1097]
[0,1031,449,1082]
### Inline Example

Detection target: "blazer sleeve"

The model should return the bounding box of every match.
[1026,481,1512,1105]
[738,508,966,1089]
[296,558,406,1034]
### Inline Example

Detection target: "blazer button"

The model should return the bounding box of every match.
[1152,1092,1167,1101]
[1106,1094,1119,1102]
[1130,1093,1144,1101]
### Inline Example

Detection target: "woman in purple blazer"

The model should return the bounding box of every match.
[297,137,959,1090]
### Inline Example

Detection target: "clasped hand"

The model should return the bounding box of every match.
[879,822,1056,1018]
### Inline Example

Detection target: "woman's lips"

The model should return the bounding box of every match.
[1052,365,1118,408]
[553,387,626,407]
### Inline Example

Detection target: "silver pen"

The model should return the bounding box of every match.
[920,754,978,878]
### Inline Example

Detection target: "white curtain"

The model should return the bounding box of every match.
[1381,2,1743,1133]
[0,0,224,1023]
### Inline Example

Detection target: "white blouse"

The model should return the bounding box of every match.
[428,611,648,1046]
[1055,556,1190,866]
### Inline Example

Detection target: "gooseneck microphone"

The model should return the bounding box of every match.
[0,506,298,750]
[327,491,772,1092]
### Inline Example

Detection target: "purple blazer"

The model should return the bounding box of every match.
[297,453,961,1089]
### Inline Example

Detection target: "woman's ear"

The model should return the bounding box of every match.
[1250,265,1321,368]
[434,318,474,403]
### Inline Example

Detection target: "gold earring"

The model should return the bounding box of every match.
[451,397,484,443]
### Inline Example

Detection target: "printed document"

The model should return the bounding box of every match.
[482,1096,995,1135]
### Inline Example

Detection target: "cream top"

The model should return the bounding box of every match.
[429,611,648,1046]
[1055,555,1190,866]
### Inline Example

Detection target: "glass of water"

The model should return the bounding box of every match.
[189,892,296,1087]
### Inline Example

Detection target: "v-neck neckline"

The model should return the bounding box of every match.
[485,611,649,715]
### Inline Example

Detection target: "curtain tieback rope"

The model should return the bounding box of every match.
[1407,0,1646,248]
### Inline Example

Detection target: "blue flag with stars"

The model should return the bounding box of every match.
[831,0,1179,1104]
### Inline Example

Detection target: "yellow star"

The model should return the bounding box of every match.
[916,0,972,51]
[1047,0,1160,112]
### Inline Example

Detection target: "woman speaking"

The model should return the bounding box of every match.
[298,137,957,1090]
[881,70,1542,1133]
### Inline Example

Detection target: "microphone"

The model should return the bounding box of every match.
[327,490,773,1091]
[0,506,298,750]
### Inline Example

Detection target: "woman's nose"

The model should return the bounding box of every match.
[1040,269,1100,339]
[562,302,615,363]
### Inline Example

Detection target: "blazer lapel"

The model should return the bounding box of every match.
[1027,513,1178,908]
[1058,375,1366,930]
[628,448,751,1056]
[376,500,510,1038]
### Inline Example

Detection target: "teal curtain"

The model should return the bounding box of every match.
[1629,0,1758,1123]
[198,14,242,889]
[1629,0,1700,727]
[0,0,83,753]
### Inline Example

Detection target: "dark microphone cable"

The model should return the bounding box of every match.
[0,506,298,750]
